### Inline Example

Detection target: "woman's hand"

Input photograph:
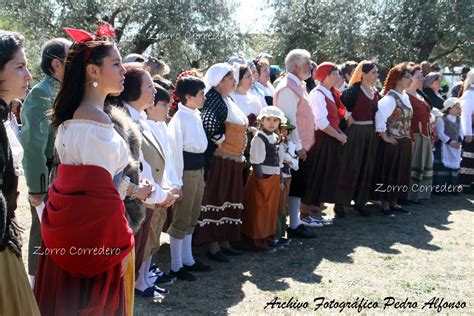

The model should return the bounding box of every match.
[450,142,461,149]
[136,179,153,201]
[160,191,179,207]
[381,133,397,145]
[346,115,354,128]
[170,187,183,202]
[337,133,348,145]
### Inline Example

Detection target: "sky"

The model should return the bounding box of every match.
[233,0,274,33]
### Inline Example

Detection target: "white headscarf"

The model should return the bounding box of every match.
[204,63,233,93]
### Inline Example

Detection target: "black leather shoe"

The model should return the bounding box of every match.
[381,208,396,217]
[276,237,290,246]
[354,205,372,217]
[221,247,244,256]
[184,260,212,272]
[135,285,169,297]
[287,224,317,239]
[169,267,196,281]
[206,251,230,262]
[334,204,346,218]
[390,206,410,214]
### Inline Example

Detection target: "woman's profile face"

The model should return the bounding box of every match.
[96,45,126,95]
[0,48,32,101]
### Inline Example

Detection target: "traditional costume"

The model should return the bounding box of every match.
[373,90,413,202]
[302,63,349,207]
[338,79,379,208]
[34,120,134,316]
[20,75,58,277]
[407,91,433,201]
[1,111,40,316]
[167,102,208,272]
[239,106,286,251]
[459,84,474,191]
[194,63,248,245]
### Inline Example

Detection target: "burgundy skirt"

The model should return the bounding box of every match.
[371,137,412,202]
[193,156,244,245]
[302,131,344,206]
[34,243,126,316]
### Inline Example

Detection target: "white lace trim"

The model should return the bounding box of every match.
[118,176,131,200]
[197,217,243,227]
[201,202,244,212]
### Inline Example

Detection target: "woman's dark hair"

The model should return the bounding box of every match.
[153,83,170,104]
[40,38,71,78]
[153,76,175,91]
[407,63,422,75]
[238,65,250,82]
[341,60,358,82]
[176,76,205,105]
[51,40,114,126]
[0,30,25,121]
[119,62,149,103]
[361,61,377,74]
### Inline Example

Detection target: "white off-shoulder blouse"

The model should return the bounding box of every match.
[55,119,129,178]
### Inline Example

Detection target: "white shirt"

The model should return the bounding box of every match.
[375,90,412,133]
[148,120,182,188]
[126,104,168,204]
[436,114,463,169]
[275,72,306,151]
[461,86,474,136]
[279,139,299,178]
[55,120,128,178]
[255,81,274,97]
[249,86,268,109]
[249,131,281,175]
[224,97,249,125]
[308,84,336,131]
[167,103,208,182]
[4,118,24,176]
[230,92,262,117]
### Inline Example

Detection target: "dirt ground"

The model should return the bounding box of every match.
[16,176,473,315]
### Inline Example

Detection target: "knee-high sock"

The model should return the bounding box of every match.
[135,256,152,291]
[182,233,196,266]
[28,275,35,289]
[288,196,301,229]
[170,236,184,272]
[144,257,159,287]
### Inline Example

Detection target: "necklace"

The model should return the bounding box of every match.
[360,84,374,99]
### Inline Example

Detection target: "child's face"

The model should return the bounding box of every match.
[147,100,169,122]
[185,89,206,109]
[262,117,280,132]
[280,128,289,137]
[448,104,462,116]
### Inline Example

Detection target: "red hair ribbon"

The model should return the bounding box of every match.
[63,23,116,64]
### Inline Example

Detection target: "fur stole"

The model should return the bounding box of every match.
[107,106,146,234]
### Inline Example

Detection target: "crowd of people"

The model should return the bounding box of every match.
[0,23,473,315]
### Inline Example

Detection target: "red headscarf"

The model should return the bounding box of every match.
[315,62,347,120]
[315,62,337,82]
